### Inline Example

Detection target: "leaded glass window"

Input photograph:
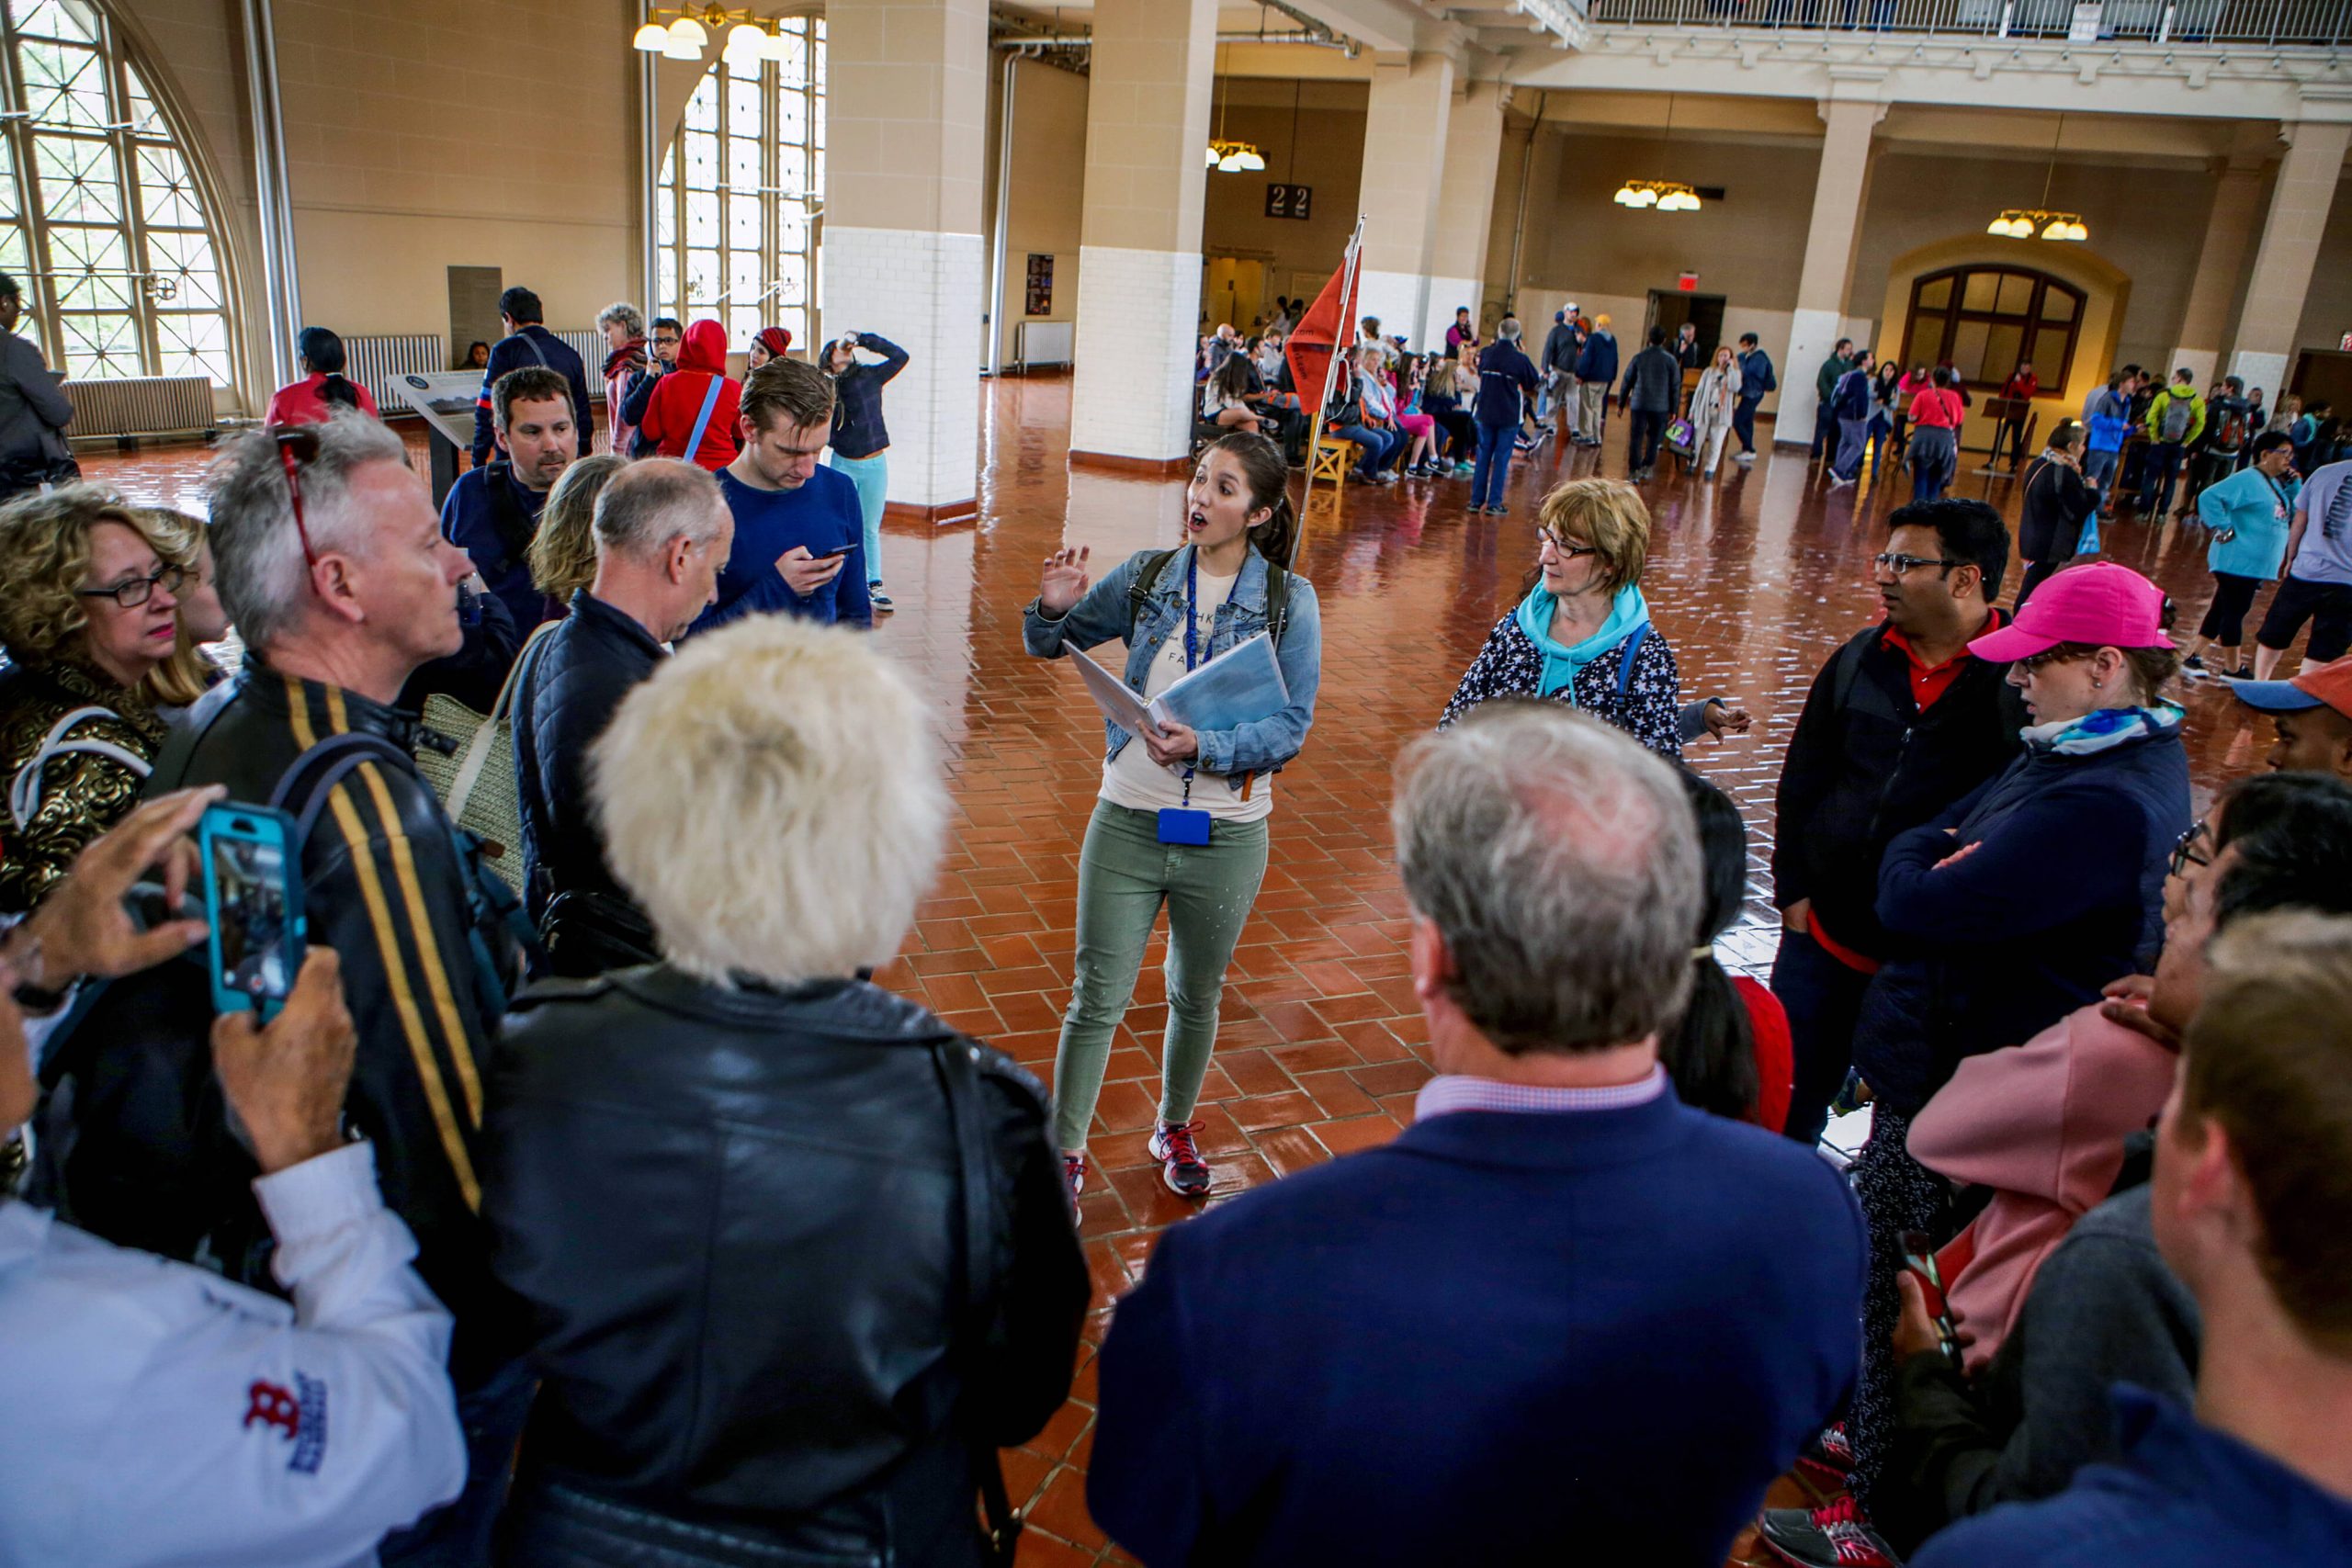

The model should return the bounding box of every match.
[0,0,240,389]
[654,18,825,351]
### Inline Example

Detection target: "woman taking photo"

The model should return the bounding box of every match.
[1438,477,1683,758]
[0,489,185,913]
[1023,433,1322,1201]
[1688,345,1739,479]
[825,329,910,613]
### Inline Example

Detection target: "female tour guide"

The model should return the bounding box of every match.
[1023,432,1323,1202]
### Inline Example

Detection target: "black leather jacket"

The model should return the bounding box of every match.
[34,662,519,1382]
[511,590,662,922]
[481,968,1089,1564]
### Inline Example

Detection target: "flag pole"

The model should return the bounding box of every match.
[1294,215,1366,570]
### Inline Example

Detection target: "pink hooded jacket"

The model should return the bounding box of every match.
[1908,1003,2179,1372]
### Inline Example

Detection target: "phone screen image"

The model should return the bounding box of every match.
[210,825,296,1004]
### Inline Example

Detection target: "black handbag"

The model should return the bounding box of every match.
[538,888,660,978]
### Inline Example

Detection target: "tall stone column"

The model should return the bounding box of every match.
[1775,90,1884,449]
[2227,105,2352,398]
[823,0,990,523]
[1069,0,1217,468]
[1426,80,1506,345]
[1355,52,1457,354]
[2166,141,2269,390]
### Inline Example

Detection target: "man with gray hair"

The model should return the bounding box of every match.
[1090,705,1867,1566]
[42,412,528,1565]
[511,457,732,951]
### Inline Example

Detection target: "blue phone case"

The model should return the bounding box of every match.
[198,802,307,1022]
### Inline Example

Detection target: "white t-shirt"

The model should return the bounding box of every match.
[1099,565,1275,823]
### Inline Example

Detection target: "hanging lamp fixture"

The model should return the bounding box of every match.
[1987,113,2087,242]
[631,6,807,65]
[1612,94,1701,213]
[1204,42,1266,173]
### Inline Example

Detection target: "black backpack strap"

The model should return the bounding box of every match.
[1264,560,1292,649]
[267,732,418,847]
[143,679,238,795]
[1124,548,1178,639]
[479,461,536,572]
[1827,626,1874,716]
[933,1037,1023,1568]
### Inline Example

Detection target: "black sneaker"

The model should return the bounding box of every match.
[1757,1497,1902,1567]
[869,587,895,612]
[2184,653,2209,672]
[1148,1120,1212,1198]
[1795,1421,1856,1486]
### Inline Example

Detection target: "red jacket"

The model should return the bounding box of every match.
[640,319,741,470]
[264,373,380,426]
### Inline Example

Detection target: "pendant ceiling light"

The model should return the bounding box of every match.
[1203,42,1266,175]
[631,7,802,65]
[1988,113,2088,243]
[1612,95,1701,214]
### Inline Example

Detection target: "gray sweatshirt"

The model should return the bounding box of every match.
[0,326,72,463]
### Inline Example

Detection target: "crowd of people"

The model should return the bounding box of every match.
[0,265,2348,1568]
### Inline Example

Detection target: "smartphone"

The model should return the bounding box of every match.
[199,803,305,1021]
[816,544,856,559]
[1900,1229,1967,1372]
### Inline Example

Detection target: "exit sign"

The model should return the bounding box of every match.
[1678,271,1699,292]
[1265,183,1313,220]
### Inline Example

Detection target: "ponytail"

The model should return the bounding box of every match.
[1664,771,1762,1123]
[1204,430,1298,570]
[319,374,359,410]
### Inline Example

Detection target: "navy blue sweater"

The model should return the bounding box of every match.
[1576,329,1620,384]
[690,466,872,635]
[440,462,556,633]
[1089,1088,1866,1565]
[1474,341,1540,427]
[1855,716,2190,1115]
[828,333,909,460]
[469,324,594,464]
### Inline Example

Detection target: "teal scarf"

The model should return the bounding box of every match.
[1514,582,1652,702]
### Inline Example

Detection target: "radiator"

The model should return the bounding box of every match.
[342,334,450,412]
[62,375,215,440]
[1016,320,1073,368]
[553,330,606,399]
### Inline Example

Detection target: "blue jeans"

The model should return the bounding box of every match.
[1336,423,1400,475]
[2138,440,2185,513]
[1866,412,1893,472]
[826,449,888,585]
[1733,394,1762,454]
[1834,415,1871,479]
[1473,421,1513,508]
[2083,446,2120,495]
[1771,925,1874,1146]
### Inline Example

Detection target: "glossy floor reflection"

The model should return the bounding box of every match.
[83,389,2277,1565]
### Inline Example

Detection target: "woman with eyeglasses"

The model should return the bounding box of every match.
[1439,477,1683,758]
[1834,560,2190,1512]
[0,487,187,913]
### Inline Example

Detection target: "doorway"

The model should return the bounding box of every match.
[2290,350,2352,424]
[1646,289,1726,360]
[1204,256,1269,334]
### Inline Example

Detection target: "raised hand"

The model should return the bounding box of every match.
[1040,546,1091,616]
[17,784,222,990]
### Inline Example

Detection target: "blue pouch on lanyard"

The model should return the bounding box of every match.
[1156,550,1216,847]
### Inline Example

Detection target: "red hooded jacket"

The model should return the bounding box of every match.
[640,318,741,470]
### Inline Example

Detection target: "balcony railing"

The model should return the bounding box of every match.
[1584,0,2352,44]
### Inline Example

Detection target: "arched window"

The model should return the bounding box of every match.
[653,18,825,348]
[0,0,238,388]
[1900,265,2084,393]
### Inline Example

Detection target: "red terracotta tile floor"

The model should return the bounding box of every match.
[81,390,2275,1564]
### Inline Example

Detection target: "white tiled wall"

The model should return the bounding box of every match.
[820,224,985,512]
[1069,244,1203,462]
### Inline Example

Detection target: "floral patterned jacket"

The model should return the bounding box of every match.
[1438,612,1684,760]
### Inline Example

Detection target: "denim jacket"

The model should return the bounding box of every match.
[1022,545,1322,789]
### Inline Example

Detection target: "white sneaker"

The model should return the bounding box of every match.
[1736,451,1757,466]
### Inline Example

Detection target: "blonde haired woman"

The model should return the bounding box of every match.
[1689,345,1740,479]
[527,452,628,607]
[0,488,185,911]
[1439,477,1683,757]
[130,507,229,713]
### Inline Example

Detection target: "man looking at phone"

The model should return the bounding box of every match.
[0,791,466,1564]
[695,355,870,633]
[513,458,731,940]
[40,415,524,1565]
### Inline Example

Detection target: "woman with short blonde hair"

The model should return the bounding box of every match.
[0,487,186,910]
[1439,477,1684,756]
[529,452,628,606]
[132,507,229,711]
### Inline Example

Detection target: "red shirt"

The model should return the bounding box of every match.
[263,373,380,426]
[2001,372,2039,400]
[1907,388,1965,429]
[1882,608,2004,713]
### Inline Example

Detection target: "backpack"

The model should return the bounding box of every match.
[8,705,151,833]
[2158,392,2197,443]
[2213,403,2250,452]
[1125,547,1294,648]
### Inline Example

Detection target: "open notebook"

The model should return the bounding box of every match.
[1070,632,1289,737]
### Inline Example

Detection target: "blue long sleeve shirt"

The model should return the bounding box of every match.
[439,462,555,633]
[469,325,594,464]
[690,465,872,635]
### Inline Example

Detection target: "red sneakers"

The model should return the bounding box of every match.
[1062,1153,1087,1204]
[1757,1496,1902,1568]
[1148,1120,1212,1198]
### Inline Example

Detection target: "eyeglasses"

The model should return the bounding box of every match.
[1541,530,1600,560]
[2014,646,2085,675]
[2170,820,2213,878]
[271,424,323,581]
[78,560,187,609]
[1872,552,1963,575]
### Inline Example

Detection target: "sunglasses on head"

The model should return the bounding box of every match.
[270,424,322,581]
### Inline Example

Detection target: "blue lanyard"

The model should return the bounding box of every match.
[1180,549,1200,807]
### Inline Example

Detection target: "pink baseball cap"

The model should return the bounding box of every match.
[1968,561,2170,661]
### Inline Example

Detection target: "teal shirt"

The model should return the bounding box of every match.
[2199,465,2299,578]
